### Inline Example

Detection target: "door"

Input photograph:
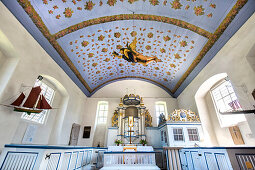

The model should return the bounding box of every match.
[69,123,81,146]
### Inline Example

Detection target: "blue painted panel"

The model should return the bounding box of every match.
[179,151,188,170]
[184,151,194,170]
[46,153,61,170]
[180,148,233,170]
[190,151,204,170]
[0,151,38,170]
[204,152,218,170]
[62,152,72,170]
[215,153,231,170]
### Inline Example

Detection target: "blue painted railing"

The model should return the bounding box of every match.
[177,147,255,170]
[0,144,107,170]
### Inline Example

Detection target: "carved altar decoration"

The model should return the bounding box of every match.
[168,109,200,122]
[110,93,148,145]
[112,110,118,127]
[144,110,152,127]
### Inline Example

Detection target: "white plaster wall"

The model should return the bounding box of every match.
[0,3,87,150]
[106,128,118,146]
[177,13,255,146]
[145,128,161,148]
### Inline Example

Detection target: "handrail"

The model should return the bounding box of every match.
[4,144,107,150]
[104,151,156,154]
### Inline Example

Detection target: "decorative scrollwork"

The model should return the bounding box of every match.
[112,110,118,127]
[168,109,200,122]
[145,110,152,127]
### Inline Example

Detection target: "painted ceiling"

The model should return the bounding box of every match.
[2,0,255,97]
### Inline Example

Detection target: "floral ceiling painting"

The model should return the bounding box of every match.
[2,0,255,97]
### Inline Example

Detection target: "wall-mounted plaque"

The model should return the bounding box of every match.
[83,126,91,138]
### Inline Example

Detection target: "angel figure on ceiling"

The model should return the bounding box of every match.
[112,37,161,66]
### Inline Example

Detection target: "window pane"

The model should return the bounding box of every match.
[211,80,246,127]
[97,102,108,124]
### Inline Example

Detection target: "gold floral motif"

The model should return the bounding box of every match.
[84,1,95,11]
[102,48,108,52]
[107,0,117,6]
[179,40,188,47]
[98,35,105,41]
[170,63,176,68]
[130,31,137,37]
[116,45,123,49]
[92,63,98,67]
[163,36,171,42]
[81,41,89,47]
[149,0,159,6]
[147,32,154,38]
[128,0,139,4]
[63,7,73,18]
[114,32,121,38]
[145,45,151,50]
[160,48,166,53]
[88,53,94,58]
[170,0,182,9]
[174,53,181,59]
[194,5,205,16]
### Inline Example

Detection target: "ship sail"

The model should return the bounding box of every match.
[36,95,52,110]
[23,86,41,108]
[7,85,53,114]
[10,93,25,106]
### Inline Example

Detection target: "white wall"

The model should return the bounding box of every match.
[0,3,87,150]
[177,13,255,146]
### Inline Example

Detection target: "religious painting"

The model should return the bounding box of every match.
[128,116,134,127]
[83,126,91,138]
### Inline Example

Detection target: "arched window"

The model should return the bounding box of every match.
[21,78,55,124]
[155,101,167,125]
[210,78,246,127]
[96,101,108,124]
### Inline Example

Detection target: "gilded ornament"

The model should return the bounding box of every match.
[85,1,95,11]
[149,0,159,6]
[194,5,205,16]
[170,0,182,10]
[107,0,117,6]
[63,7,73,18]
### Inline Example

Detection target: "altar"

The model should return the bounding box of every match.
[107,93,152,146]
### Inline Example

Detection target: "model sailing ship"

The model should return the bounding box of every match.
[7,86,52,114]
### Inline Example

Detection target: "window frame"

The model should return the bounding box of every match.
[21,79,55,124]
[210,78,246,127]
[187,128,200,142]
[155,102,167,126]
[173,127,184,142]
[96,101,108,124]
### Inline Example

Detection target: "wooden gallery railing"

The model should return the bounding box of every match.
[0,144,107,170]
